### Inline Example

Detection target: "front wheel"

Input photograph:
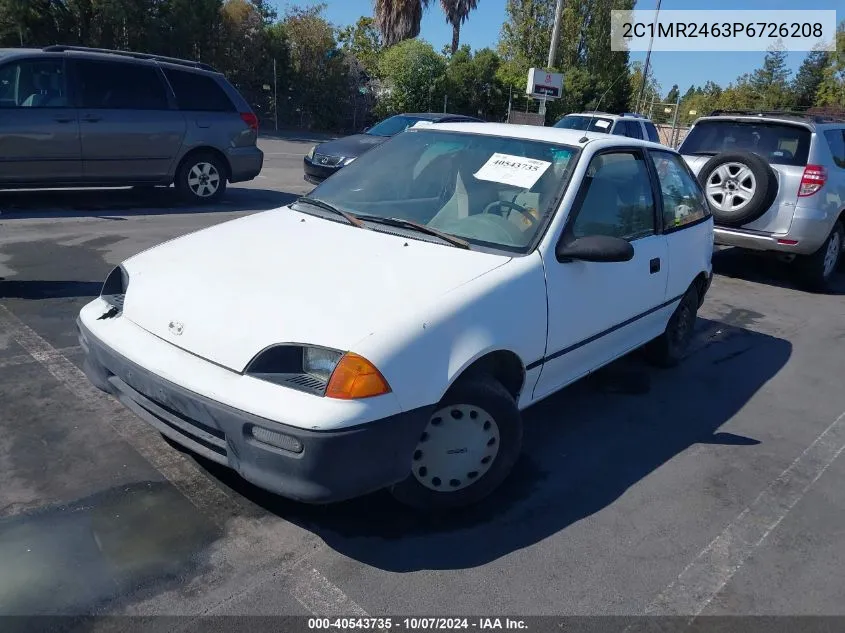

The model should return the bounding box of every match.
[390,377,523,512]
[643,286,700,368]
[176,153,227,203]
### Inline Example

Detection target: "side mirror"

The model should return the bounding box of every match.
[555,234,634,263]
[362,126,370,133]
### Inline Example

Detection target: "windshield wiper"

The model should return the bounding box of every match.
[358,215,470,249]
[295,196,364,228]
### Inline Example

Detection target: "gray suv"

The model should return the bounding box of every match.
[0,46,263,202]
[679,110,845,290]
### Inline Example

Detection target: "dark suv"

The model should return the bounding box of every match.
[0,45,263,202]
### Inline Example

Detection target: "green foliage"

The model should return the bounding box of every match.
[376,39,447,116]
[338,16,383,75]
[815,24,845,108]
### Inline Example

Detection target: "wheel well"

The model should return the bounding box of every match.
[837,208,845,228]
[177,147,231,181]
[692,272,709,307]
[451,350,526,401]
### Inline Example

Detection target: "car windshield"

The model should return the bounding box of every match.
[680,120,811,166]
[301,130,578,252]
[554,115,614,133]
[366,115,428,137]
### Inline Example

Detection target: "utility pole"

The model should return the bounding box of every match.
[273,58,278,132]
[670,93,680,147]
[637,0,662,113]
[547,0,565,69]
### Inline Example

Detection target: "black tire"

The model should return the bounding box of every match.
[643,286,700,368]
[796,221,843,292]
[175,152,228,203]
[696,152,777,227]
[390,377,523,512]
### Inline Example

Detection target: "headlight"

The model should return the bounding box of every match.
[341,157,356,165]
[245,345,390,399]
[100,265,129,310]
[306,146,316,160]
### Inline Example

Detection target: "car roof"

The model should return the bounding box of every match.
[691,114,843,130]
[0,46,218,73]
[563,112,654,122]
[413,121,669,151]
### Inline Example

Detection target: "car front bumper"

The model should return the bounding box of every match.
[303,157,343,184]
[77,319,431,504]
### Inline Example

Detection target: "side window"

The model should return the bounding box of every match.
[824,130,845,169]
[570,151,656,241]
[611,121,626,136]
[75,60,169,110]
[644,121,661,143]
[0,59,68,108]
[163,68,235,112]
[650,151,710,230]
[625,120,644,139]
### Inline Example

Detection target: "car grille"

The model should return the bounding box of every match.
[313,153,342,167]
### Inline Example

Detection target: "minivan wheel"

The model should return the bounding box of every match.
[796,221,843,292]
[390,377,522,512]
[643,286,700,368]
[176,153,227,203]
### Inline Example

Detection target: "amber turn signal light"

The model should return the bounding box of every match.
[325,353,391,399]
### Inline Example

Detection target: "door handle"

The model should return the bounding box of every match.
[81,116,102,123]
[53,116,75,123]
[649,258,661,274]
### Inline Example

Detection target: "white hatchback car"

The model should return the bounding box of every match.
[78,123,714,511]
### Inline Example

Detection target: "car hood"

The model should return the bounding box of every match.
[120,208,509,372]
[315,134,387,159]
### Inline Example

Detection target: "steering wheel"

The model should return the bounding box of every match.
[482,199,537,226]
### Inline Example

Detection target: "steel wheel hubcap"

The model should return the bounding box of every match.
[187,162,220,198]
[706,162,756,213]
[411,404,500,492]
[823,231,841,278]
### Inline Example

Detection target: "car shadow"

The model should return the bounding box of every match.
[0,280,103,300]
[0,186,296,220]
[713,247,845,295]
[190,316,792,572]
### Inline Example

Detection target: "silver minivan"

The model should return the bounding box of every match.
[679,111,845,291]
[0,46,263,202]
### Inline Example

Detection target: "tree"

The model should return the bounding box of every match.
[792,49,831,108]
[497,0,555,65]
[749,46,795,109]
[440,0,478,54]
[377,38,446,115]
[665,84,679,104]
[815,24,845,108]
[373,0,429,47]
[338,16,383,74]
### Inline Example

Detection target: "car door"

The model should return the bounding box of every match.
[533,148,669,400]
[71,57,186,182]
[0,56,82,184]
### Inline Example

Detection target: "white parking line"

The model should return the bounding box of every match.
[0,346,80,370]
[0,304,243,525]
[292,568,370,617]
[644,409,845,620]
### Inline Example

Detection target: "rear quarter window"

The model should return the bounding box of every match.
[163,68,235,112]
[644,122,661,143]
[824,130,845,169]
[680,120,811,166]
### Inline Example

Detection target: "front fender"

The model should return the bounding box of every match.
[353,253,548,412]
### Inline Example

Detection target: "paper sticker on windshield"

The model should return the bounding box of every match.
[594,120,610,129]
[473,153,551,189]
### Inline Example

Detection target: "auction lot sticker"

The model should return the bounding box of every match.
[474,153,551,189]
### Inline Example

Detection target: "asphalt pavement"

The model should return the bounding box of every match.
[1,135,844,624]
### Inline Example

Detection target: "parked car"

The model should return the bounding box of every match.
[79,122,713,511]
[679,110,845,290]
[554,112,663,144]
[303,112,483,185]
[0,45,263,202]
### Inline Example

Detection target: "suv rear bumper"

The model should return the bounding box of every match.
[227,146,264,183]
[714,212,832,256]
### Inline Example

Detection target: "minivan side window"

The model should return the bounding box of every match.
[650,151,710,230]
[0,59,68,108]
[75,59,169,110]
[824,130,845,169]
[163,68,235,112]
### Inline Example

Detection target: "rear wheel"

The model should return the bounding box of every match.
[697,152,777,226]
[390,377,522,512]
[796,221,843,292]
[643,286,700,368]
[176,152,227,203]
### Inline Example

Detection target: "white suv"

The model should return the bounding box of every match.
[78,123,713,511]
[555,112,664,144]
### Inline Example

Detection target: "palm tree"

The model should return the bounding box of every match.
[373,0,430,47]
[440,0,478,54]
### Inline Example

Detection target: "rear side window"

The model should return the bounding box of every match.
[0,59,68,108]
[644,121,661,143]
[824,130,845,169]
[163,68,235,112]
[680,120,811,166]
[75,59,169,110]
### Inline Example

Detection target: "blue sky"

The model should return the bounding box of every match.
[274,0,841,98]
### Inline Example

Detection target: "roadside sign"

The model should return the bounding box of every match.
[526,68,563,100]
